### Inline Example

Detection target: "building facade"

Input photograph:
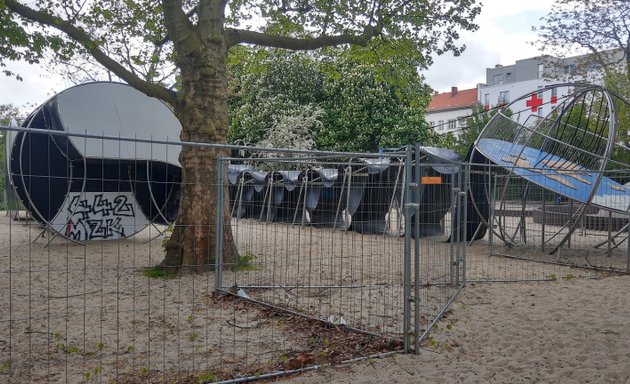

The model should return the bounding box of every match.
[477,51,623,119]
[426,86,477,137]
[427,50,623,135]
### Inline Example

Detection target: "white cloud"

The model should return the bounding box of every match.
[423,0,556,92]
[0,61,67,113]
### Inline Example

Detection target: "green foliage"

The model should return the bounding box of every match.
[197,372,215,383]
[229,51,323,147]
[0,360,10,374]
[318,55,437,152]
[546,273,558,281]
[187,331,200,342]
[229,49,440,152]
[142,267,177,279]
[604,71,630,166]
[454,103,506,158]
[56,343,79,354]
[235,252,257,271]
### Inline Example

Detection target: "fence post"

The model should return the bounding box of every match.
[215,156,225,292]
[541,192,546,252]
[450,168,458,286]
[413,143,421,354]
[459,163,468,286]
[489,172,497,258]
[403,145,411,352]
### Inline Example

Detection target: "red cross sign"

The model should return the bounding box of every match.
[526,93,543,112]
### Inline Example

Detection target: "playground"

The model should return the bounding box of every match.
[1,82,630,382]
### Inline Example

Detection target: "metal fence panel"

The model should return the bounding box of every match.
[465,164,627,283]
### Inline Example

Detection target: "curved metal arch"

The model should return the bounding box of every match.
[472,83,627,254]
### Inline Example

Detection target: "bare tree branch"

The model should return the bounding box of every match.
[225,25,380,50]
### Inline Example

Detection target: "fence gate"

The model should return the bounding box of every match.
[403,144,466,353]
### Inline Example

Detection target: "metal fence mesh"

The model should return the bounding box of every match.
[465,164,628,283]
[1,132,465,383]
[5,126,626,382]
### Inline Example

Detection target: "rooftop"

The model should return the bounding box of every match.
[428,87,477,112]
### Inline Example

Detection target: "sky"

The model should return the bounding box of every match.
[0,0,556,113]
[422,0,556,92]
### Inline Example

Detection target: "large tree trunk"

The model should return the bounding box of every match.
[160,27,239,272]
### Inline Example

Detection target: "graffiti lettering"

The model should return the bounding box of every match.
[64,193,135,240]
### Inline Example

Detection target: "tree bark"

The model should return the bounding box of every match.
[160,2,238,271]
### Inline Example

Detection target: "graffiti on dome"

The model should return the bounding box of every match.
[51,192,147,241]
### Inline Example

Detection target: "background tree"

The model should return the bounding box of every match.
[318,54,437,152]
[535,0,629,74]
[229,49,442,153]
[0,0,480,270]
[535,0,630,145]
[454,103,500,158]
[229,50,323,146]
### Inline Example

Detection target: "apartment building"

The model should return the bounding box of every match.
[426,86,477,137]
[427,50,623,135]
[477,50,623,118]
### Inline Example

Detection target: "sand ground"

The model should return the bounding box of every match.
[1,210,629,383]
[280,275,630,384]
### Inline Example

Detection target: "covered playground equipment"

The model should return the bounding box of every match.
[470,83,630,270]
[226,146,462,237]
[7,82,182,241]
[5,80,465,242]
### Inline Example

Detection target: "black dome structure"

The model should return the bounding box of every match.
[8,82,182,241]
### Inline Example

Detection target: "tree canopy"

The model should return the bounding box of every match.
[1,1,481,103]
[0,0,481,269]
[536,0,630,146]
[536,0,629,74]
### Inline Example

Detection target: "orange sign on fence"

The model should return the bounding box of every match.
[421,176,442,185]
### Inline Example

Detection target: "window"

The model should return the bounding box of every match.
[484,93,490,105]
[506,72,512,82]
[438,120,444,131]
[537,63,544,79]
[493,74,503,86]
[498,91,510,104]
[563,64,576,75]
[448,119,457,131]
[429,121,435,128]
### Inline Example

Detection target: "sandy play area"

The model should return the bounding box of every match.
[280,274,630,383]
[1,209,629,383]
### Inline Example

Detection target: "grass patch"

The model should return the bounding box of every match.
[0,360,10,374]
[142,267,178,279]
[235,252,257,271]
[197,372,215,383]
